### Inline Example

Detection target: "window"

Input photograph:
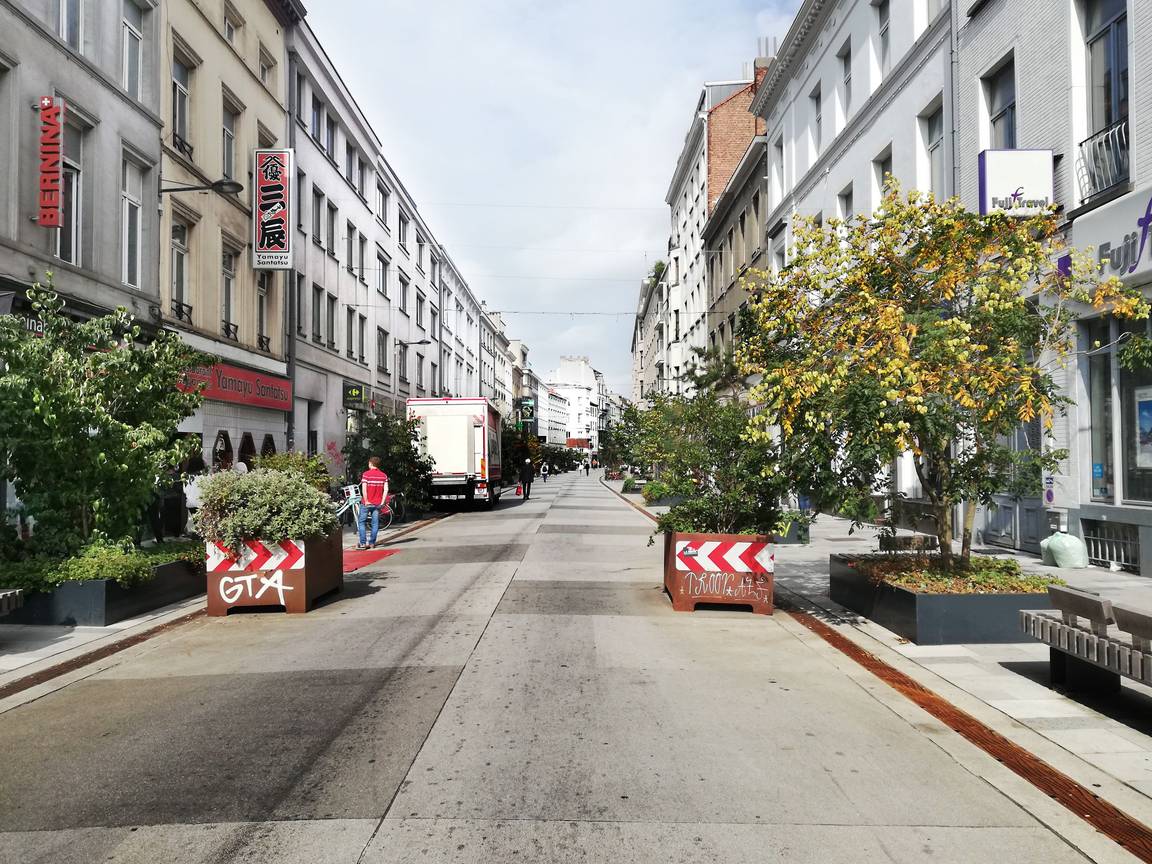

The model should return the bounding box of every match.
[312,284,323,340]
[295,273,305,335]
[376,250,389,295]
[325,113,336,158]
[223,7,239,44]
[60,0,81,50]
[221,249,237,334]
[416,354,425,389]
[838,186,853,220]
[259,53,273,86]
[346,306,355,357]
[376,181,390,225]
[417,294,426,328]
[312,188,323,240]
[877,0,891,78]
[296,170,305,229]
[839,42,852,114]
[295,72,305,117]
[222,102,238,179]
[987,60,1016,149]
[430,362,438,395]
[1088,318,1114,500]
[122,2,143,99]
[257,271,270,342]
[171,220,189,305]
[1087,0,1128,134]
[874,149,893,198]
[399,212,409,249]
[376,327,389,371]
[358,236,367,281]
[357,158,367,197]
[398,343,410,381]
[358,314,366,363]
[172,58,190,143]
[925,106,945,196]
[346,221,355,270]
[417,234,426,270]
[327,203,337,253]
[926,0,942,19]
[58,124,82,265]
[121,159,142,288]
[311,95,322,140]
[772,136,784,201]
[431,308,439,337]
[345,142,354,181]
[326,294,337,346]
[811,86,822,153]
[399,273,410,310]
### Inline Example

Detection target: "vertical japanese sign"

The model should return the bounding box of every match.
[252,148,293,269]
[38,97,64,228]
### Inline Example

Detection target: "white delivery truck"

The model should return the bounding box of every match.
[407,397,504,506]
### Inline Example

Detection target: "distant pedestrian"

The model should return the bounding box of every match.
[583,459,590,477]
[519,458,534,500]
[183,454,207,536]
[541,462,550,483]
[357,456,389,549]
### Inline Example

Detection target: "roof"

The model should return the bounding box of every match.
[749,0,828,119]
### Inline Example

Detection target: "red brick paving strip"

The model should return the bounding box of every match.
[599,477,1152,860]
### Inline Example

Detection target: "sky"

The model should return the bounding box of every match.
[309,0,802,396]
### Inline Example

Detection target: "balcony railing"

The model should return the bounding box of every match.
[171,300,193,322]
[257,334,271,351]
[221,321,239,341]
[1077,118,1129,204]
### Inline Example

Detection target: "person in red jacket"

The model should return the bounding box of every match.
[357,456,389,549]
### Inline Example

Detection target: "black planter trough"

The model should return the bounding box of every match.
[828,554,1052,645]
[1,560,205,627]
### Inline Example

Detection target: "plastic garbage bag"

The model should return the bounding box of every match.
[1041,531,1089,569]
[1039,534,1057,566]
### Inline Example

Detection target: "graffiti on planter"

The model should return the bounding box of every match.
[682,572,771,602]
[217,570,294,606]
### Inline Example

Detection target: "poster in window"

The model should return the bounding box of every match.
[252,148,293,269]
[1136,386,1152,468]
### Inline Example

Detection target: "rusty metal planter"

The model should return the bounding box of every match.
[663,531,775,615]
[206,530,343,615]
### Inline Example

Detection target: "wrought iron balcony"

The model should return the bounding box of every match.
[221,321,239,341]
[171,300,193,322]
[173,134,194,160]
[257,334,271,351]
[1077,118,1129,204]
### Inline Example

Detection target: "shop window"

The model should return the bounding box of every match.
[238,432,256,469]
[1088,317,1114,500]
[1120,319,1152,502]
[212,430,233,468]
[261,434,276,457]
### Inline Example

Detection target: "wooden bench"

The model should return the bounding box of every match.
[1020,585,1152,694]
[878,534,939,553]
[0,588,24,618]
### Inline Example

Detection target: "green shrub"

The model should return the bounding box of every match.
[852,554,1064,595]
[0,539,202,592]
[622,477,637,493]
[642,480,671,504]
[256,451,332,491]
[194,468,339,552]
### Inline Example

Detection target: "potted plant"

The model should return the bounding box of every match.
[637,391,787,615]
[194,468,342,615]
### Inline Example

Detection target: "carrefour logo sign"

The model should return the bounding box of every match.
[978,149,1054,217]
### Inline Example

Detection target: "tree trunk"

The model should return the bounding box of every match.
[961,500,977,563]
[935,503,954,568]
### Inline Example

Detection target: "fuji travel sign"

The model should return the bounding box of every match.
[1065,185,1152,282]
[978,149,1054,217]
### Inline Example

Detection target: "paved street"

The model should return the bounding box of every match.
[0,472,1112,863]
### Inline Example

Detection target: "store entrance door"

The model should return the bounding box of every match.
[982,420,1044,553]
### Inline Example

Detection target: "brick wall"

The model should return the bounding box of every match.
[706,86,763,214]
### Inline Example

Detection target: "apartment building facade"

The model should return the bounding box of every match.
[548,355,606,452]
[629,268,666,404]
[543,386,570,445]
[439,251,479,400]
[159,0,302,469]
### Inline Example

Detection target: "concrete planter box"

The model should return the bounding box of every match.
[663,531,774,615]
[206,530,342,615]
[828,554,1051,644]
[774,519,810,545]
[2,559,204,627]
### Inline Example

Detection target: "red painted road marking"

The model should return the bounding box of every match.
[343,548,400,573]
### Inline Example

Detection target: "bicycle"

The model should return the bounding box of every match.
[338,485,404,534]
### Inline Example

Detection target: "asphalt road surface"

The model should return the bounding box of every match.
[0,472,1109,862]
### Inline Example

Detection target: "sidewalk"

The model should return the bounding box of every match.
[604,479,1152,829]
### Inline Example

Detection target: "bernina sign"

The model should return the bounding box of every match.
[37,97,64,228]
[252,149,293,269]
[180,363,292,411]
[978,149,1054,217]
[1068,186,1152,281]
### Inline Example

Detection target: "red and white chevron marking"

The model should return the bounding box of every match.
[206,539,306,573]
[674,539,774,574]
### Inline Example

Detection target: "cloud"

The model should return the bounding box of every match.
[309,0,801,394]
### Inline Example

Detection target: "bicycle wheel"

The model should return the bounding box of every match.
[379,501,394,531]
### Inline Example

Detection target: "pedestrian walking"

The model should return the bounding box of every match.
[541,462,550,483]
[357,456,389,549]
[183,454,206,537]
[519,458,534,501]
[583,459,590,477]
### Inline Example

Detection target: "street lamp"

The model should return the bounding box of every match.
[160,178,244,195]
[394,338,432,398]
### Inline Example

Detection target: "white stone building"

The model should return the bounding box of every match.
[547,355,607,452]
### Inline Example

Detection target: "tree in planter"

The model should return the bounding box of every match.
[0,280,205,548]
[635,391,788,539]
[194,469,339,553]
[501,421,541,474]
[343,413,433,514]
[738,185,1149,567]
